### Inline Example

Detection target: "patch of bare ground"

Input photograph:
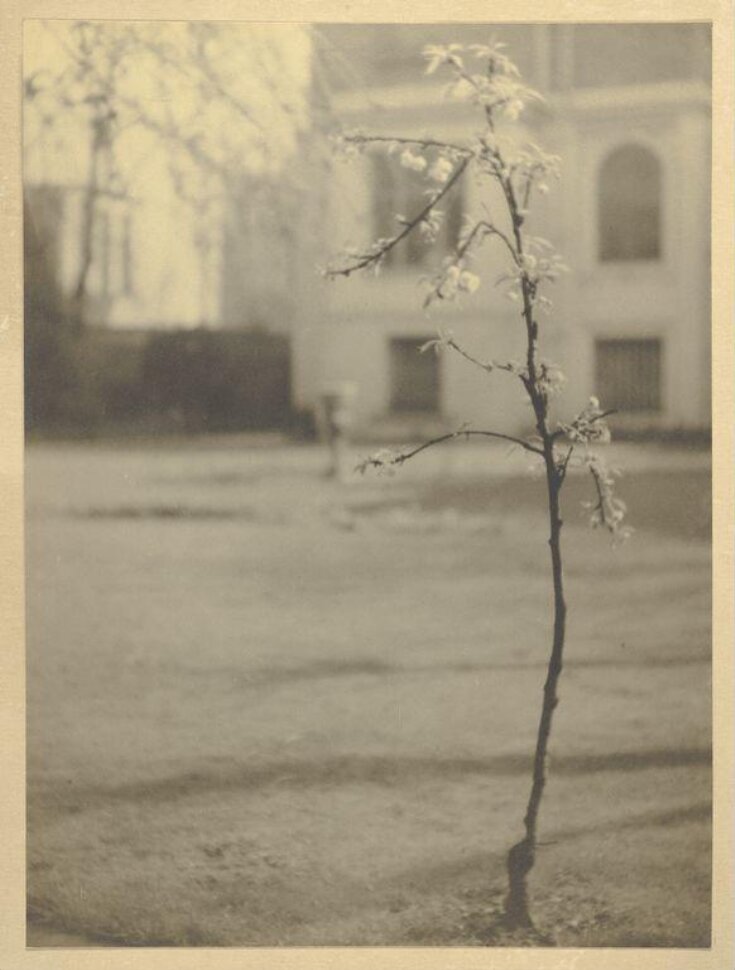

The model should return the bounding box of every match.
[26,441,711,946]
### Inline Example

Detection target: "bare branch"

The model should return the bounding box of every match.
[357,427,544,474]
[457,219,518,266]
[557,444,575,485]
[445,338,495,374]
[479,222,519,265]
[553,408,617,442]
[326,156,471,278]
[444,338,524,382]
[135,29,267,134]
[340,133,473,158]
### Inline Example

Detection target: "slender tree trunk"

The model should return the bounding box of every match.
[505,442,567,928]
[73,149,100,314]
[72,111,108,323]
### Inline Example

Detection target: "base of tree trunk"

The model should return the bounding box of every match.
[504,837,536,928]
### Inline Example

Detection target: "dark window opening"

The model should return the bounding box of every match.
[389,337,440,413]
[598,145,661,262]
[373,154,463,270]
[595,337,663,412]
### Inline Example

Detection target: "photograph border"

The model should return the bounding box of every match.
[1,2,732,968]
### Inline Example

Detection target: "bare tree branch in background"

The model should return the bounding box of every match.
[23,20,316,324]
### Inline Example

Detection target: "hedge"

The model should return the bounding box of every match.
[26,325,293,437]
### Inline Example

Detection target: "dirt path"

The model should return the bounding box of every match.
[25,440,712,946]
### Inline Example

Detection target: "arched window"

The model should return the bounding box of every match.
[598,145,661,262]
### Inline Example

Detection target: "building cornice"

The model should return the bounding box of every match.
[332,79,711,123]
[555,80,711,118]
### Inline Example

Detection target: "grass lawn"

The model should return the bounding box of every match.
[25,438,711,947]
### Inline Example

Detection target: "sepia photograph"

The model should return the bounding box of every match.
[10,10,728,956]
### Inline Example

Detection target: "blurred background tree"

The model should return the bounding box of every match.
[23,21,329,434]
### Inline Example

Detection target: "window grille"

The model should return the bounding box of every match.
[595,337,663,412]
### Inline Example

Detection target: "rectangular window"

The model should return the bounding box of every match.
[595,338,663,412]
[373,154,462,270]
[389,337,440,413]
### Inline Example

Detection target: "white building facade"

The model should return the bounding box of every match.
[295,24,711,435]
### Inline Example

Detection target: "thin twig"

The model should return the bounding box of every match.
[456,219,519,267]
[481,222,520,265]
[557,445,575,485]
[588,460,607,521]
[326,156,471,277]
[341,133,473,158]
[445,338,494,373]
[358,428,544,473]
[445,338,523,380]
[551,409,618,441]
[136,33,266,133]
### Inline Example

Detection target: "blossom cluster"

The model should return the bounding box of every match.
[418,209,444,244]
[425,40,519,78]
[424,41,543,123]
[583,453,632,540]
[396,147,459,184]
[560,397,612,445]
[399,148,426,172]
[423,259,481,306]
[500,249,568,304]
[509,143,562,185]
[536,361,567,398]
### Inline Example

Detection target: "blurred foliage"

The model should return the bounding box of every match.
[140,330,292,433]
[24,194,95,433]
[24,196,293,439]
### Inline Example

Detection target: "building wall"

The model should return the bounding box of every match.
[301,24,711,433]
[555,84,711,427]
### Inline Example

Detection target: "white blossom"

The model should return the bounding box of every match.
[423,43,465,75]
[459,270,481,293]
[418,209,443,243]
[400,148,427,172]
[443,264,462,292]
[537,361,566,396]
[503,98,525,121]
[560,398,611,445]
[428,156,454,183]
